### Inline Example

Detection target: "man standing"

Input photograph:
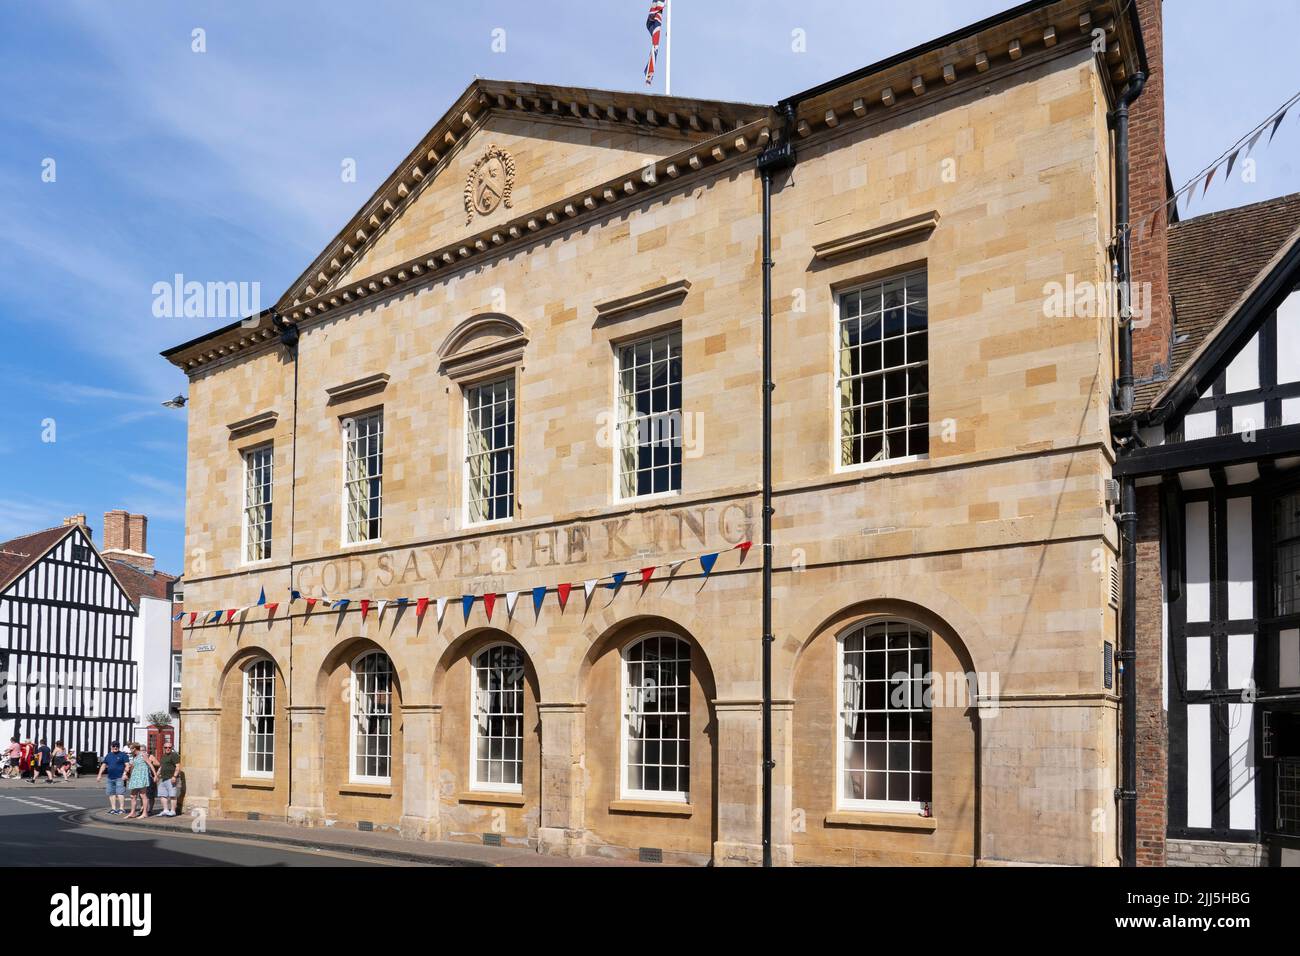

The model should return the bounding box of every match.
[96,741,128,814]
[33,739,52,784]
[156,743,181,817]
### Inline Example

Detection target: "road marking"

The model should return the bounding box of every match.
[0,794,69,812]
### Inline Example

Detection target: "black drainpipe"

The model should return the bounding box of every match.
[271,309,299,806]
[756,104,797,867]
[1110,69,1146,868]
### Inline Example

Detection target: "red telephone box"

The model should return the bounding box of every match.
[146,725,174,762]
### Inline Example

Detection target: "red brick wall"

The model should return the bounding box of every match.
[102,509,129,552]
[1134,485,1167,866]
[127,513,148,554]
[1129,0,1172,385]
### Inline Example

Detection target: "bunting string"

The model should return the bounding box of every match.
[180,540,755,630]
[1134,87,1300,241]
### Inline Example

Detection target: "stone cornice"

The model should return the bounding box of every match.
[325,372,390,404]
[787,1,1136,145]
[813,212,940,262]
[226,410,278,439]
[595,279,692,324]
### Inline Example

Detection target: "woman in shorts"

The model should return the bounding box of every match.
[51,741,70,780]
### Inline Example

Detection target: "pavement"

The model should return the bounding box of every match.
[84,804,646,866]
[1,775,644,867]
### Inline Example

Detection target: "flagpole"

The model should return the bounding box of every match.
[665,0,671,97]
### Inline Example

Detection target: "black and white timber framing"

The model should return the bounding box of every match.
[0,526,138,757]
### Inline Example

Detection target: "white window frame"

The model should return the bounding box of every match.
[170,653,183,706]
[341,412,384,545]
[833,270,930,474]
[834,619,932,814]
[613,328,683,503]
[469,643,526,794]
[241,443,274,564]
[619,633,691,803]
[349,651,393,784]
[463,376,516,528]
[240,658,275,779]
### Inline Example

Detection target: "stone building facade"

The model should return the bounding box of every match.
[164,0,1147,865]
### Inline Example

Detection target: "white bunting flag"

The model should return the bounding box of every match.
[505,591,519,618]
[435,597,449,626]
[583,579,598,602]
[376,600,388,624]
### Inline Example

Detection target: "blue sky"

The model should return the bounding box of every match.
[2,0,1297,573]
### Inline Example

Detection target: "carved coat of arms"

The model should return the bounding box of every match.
[464,145,515,224]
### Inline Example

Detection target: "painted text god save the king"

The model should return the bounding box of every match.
[294,503,753,597]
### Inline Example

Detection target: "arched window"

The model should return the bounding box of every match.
[622,634,690,801]
[838,620,932,812]
[471,644,525,792]
[241,658,276,778]
[351,651,393,782]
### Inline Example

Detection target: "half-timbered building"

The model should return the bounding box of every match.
[1118,193,1300,866]
[0,513,178,759]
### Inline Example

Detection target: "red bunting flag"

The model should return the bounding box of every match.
[640,567,656,588]
[225,609,237,624]
[483,593,496,621]
[266,603,279,618]
[736,541,753,559]
[187,612,197,628]
[557,583,572,610]
[416,597,429,622]
[305,598,317,612]
[360,599,370,622]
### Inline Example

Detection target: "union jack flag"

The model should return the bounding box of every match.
[644,1,665,86]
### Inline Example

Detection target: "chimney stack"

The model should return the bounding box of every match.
[128,514,147,554]
[63,514,90,540]
[1128,0,1173,388]
[102,509,129,552]
[101,509,155,573]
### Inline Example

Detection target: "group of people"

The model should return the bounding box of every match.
[4,737,75,782]
[96,740,183,819]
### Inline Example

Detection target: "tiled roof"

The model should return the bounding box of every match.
[0,525,75,593]
[1137,192,1300,411]
[0,522,178,612]
[104,557,178,609]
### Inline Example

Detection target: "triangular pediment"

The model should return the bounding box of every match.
[283,80,766,306]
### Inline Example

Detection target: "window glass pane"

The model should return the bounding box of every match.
[624,635,690,798]
[838,271,929,466]
[466,378,516,523]
[344,413,383,542]
[838,622,932,810]
[243,445,273,562]
[472,645,524,791]
[243,659,275,776]
[1276,492,1300,615]
[351,653,392,780]
[617,330,682,498]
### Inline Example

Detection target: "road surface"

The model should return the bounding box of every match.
[0,780,403,867]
